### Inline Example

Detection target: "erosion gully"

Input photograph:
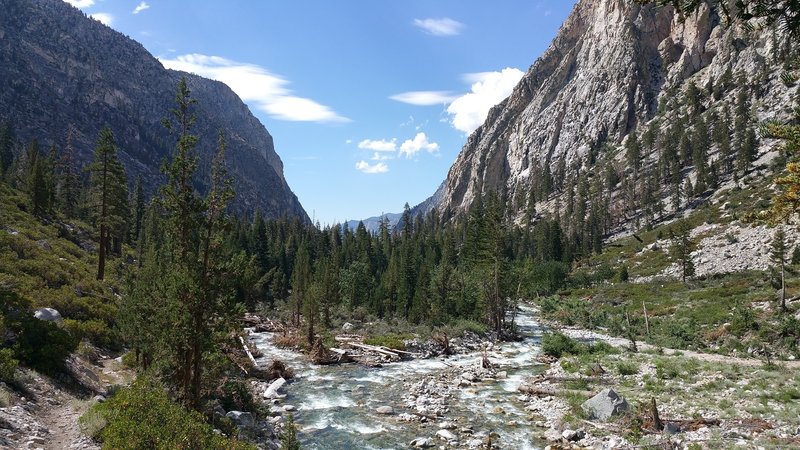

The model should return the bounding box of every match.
[248,306,548,449]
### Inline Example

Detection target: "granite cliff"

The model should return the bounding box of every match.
[0,0,309,220]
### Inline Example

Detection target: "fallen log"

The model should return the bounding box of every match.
[239,336,258,367]
[347,342,401,359]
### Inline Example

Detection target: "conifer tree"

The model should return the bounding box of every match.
[771,226,788,312]
[670,220,695,283]
[130,175,145,243]
[57,126,81,218]
[626,132,642,174]
[0,122,14,177]
[88,127,128,280]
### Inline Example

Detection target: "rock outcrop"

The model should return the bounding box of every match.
[0,0,308,220]
[416,0,794,227]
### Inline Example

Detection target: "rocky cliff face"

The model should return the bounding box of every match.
[0,0,308,220]
[419,0,794,226]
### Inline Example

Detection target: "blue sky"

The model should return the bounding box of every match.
[65,0,576,225]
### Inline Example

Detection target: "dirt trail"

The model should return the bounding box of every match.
[555,324,800,368]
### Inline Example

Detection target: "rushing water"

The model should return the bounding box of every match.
[249,306,549,449]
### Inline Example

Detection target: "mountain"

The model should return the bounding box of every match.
[417,0,796,232]
[0,0,309,221]
[345,212,402,234]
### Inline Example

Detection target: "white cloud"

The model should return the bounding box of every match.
[64,0,94,8]
[355,160,389,174]
[413,18,464,36]
[345,139,353,144]
[90,12,114,26]
[159,54,349,123]
[447,67,524,133]
[133,1,150,14]
[399,132,439,158]
[357,138,396,152]
[389,91,458,106]
[371,152,394,161]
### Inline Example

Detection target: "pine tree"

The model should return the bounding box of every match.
[25,140,53,216]
[130,175,145,244]
[87,127,128,280]
[0,122,14,177]
[57,126,81,218]
[771,226,789,312]
[670,220,695,283]
[626,132,642,174]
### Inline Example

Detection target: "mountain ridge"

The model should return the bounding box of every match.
[0,0,309,221]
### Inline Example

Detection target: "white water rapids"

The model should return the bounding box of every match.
[248,306,549,449]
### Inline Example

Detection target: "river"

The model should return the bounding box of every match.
[249,306,549,449]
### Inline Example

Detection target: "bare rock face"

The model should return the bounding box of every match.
[0,0,308,220]
[417,0,793,223]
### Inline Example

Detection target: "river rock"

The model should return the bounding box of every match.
[282,405,296,412]
[438,421,456,430]
[376,406,394,415]
[33,308,63,324]
[410,437,434,448]
[436,429,457,441]
[226,411,254,429]
[581,388,629,421]
[264,377,286,399]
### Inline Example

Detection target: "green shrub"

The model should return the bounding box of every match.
[364,333,410,350]
[219,379,255,413]
[13,317,77,375]
[616,361,639,376]
[0,348,18,382]
[541,332,580,358]
[63,319,119,351]
[280,414,300,450]
[85,377,254,450]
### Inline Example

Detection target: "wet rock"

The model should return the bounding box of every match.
[282,405,295,412]
[226,411,254,429]
[264,377,286,399]
[410,437,434,448]
[375,406,393,415]
[581,388,629,421]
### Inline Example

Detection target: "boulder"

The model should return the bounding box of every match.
[410,437,434,448]
[375,406,394,415]
[264,377,286,399]
[436,429,457,441]
[282,404,296,412]
[342,322,354,332]
[226,411,255,429]
[581,388,629,421]
[33,308,62,324]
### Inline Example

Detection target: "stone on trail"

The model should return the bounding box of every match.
[581,388,629,421]
[436,428,457,441]
[410,437,434,448]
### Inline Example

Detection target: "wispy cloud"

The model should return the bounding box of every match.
[357,138,396,152]
[399,132,439,158]
[447,68,524,133]
[90,12,114,26]
[412,17,464,36]
[371,152,394,161]
[159,54,350,123]
[355,160,389,174]
[64,0,94,8]
[389,91,458,106]
[133,1,150,14]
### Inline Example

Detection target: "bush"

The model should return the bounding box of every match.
[541,332,580,358]
[616,361,639,376]
[85,377,254,450]
[14,317,77,375]
[0,348,18,382]
[63,319,119,351]
[219,379,255,413]
[364,333,410,350]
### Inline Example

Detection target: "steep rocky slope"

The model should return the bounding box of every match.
[418,0,795,229]
[0,0,308,220]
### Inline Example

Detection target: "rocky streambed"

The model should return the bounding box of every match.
[247,307,556,449]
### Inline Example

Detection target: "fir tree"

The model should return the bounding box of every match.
[0,122,14,177]
[670,220,695,283]
[87,127,128,280]
[771,226,788,312]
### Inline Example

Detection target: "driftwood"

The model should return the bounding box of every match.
[239,336,258,367]
[519,385,593,397]
[347,342,401,359]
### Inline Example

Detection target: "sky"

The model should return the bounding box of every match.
[64,0,576,225]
